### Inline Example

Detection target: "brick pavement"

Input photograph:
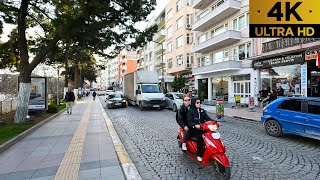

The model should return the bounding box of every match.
[0,98,125,180]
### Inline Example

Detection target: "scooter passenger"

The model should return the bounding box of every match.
[176,95,191,151]
[188,97,216,162]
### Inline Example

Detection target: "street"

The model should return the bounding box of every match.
[99,97,320,180]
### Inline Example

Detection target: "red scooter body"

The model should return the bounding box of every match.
[178,121,231,179]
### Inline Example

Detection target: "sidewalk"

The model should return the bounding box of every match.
[202,104,263,121]
[0,98,125,180]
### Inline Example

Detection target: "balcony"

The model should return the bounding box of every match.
[153,30,166,43]
[157,18,165,29]
[155,45,166,55]
[193,0,214,9]
[193,30,241,53]
[193,0,241,31]
[193,56,242,75]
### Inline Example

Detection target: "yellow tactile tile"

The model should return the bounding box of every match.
[54,102,92,180]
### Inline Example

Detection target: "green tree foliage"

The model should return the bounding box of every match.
[171,76,186,91]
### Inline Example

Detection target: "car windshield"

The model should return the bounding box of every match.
[141,85,160,93]
[174,94,184,99]
[109,94,123,99]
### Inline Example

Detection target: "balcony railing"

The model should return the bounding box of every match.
[193,0,241,31]
[193,56,242,75]
[193,28,241,53]
[193,0,213,9]
[153,29,166,43]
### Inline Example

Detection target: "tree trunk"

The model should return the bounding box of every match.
[14,73,31,123]
[64,54,69,97]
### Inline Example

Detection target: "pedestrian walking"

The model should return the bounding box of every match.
[92,91,97,101]
[65,88,75,114]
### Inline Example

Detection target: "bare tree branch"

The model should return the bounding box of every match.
[29,2,53,20]
[27,13,48,38]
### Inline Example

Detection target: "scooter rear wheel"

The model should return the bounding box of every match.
[210,160,231,180]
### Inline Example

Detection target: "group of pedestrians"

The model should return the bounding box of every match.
[63,88,98,114]
[259,85,285,107]
[176,95,217,162]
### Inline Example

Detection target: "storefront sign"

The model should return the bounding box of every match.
[252,53,304,69]
[262,38,320,53]
[301,64,308,97]
[305,49,320,60]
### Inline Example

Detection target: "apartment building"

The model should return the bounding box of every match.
[136,47,145,71]
[106,56,119,87]
[165,0,194,85]
[118,49,137,88]
[192,0,258,104]
[143,16,157,72]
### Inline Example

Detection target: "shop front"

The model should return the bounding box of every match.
[305,49,320,97]
[252,52,305,97]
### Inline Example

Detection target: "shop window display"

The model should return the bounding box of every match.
[261,65,301,95]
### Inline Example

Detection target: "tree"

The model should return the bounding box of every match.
[0,0,157,123]
[171,76,186,92]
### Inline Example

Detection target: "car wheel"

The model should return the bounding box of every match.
[173,104,177,112]
[139,102,144,111]
[265,119,283,137]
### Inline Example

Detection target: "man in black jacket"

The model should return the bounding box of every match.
[176,95,191,150]
[188,97,215,162]
[65,88,75,114]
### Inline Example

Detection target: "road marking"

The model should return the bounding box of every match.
[54,102,92,180]
[98,99,142,180]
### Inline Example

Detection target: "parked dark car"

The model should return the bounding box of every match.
[106,93,127,109]
[261,97,320,140]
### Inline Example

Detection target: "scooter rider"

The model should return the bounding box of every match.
[188,97,216,162]
[176,95,191,151]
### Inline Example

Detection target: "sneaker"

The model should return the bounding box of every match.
[70,112,72,114]
[197,156,202,162]
[182,143,187,151]
[67,111,69,114]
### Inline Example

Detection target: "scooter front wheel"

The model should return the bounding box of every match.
[210,160,231,180]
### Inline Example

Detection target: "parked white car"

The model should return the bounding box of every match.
[164,92,184,112]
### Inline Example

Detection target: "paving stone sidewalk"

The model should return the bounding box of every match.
[202,104,263,121]
[0,97,125,180]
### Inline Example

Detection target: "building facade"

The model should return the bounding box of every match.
[192,0,257,104]
[136,47,145,71]
[118,49,137,88]
[106,56,119,88]
[165,0,194,81]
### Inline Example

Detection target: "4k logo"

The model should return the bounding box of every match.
[267,2,303,21]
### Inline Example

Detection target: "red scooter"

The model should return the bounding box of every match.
[177,120,231,180]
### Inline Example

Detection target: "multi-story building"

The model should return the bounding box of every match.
[192,0,257,104]
[154,10,166,78]
[136,47,145,71]
[106,56,119,88]
[252,37,320,98]
[143,16,157,72]
[165,0,194,86]
[118,49,137,88]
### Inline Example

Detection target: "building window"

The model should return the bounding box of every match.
[198,34,206,44]
[239,44,245,60]
[246,12,249,28]
[233,47,239,61]
[186,53,193,67]
[167,26,173,39]
[233,18,238,31]
[187,33,193,44]
[177,0,182,12]
[167,9,173,20]
[239,15,245,30]
[186,0,191,6]
[167,42,172,52]
[186,14,192,26]
[176,54,183,66]
[168,58,173,68]
[246,42,252,58]
[176,16,183,30]
[176,35,183,48]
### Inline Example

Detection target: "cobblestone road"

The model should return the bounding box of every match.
[100,98,320,180]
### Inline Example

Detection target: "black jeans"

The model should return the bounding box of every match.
[193,129,204,157]
[182,129,190,143]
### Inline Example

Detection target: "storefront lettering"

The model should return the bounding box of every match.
[252,53,304,69]
[262,38,320,53]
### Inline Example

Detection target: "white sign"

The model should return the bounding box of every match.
[28,77,47,110]
[301,64,307,97]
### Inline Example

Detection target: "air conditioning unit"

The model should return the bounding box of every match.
[186,24,192,30]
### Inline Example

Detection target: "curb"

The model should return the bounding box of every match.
[97,99,142,180]
[0,109,66,154]
[207,111,260,122]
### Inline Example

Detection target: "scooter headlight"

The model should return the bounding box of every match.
[203,137,216,148]
[208,124,218,132]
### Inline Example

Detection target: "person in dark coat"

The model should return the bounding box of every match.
[277,86,284,96]
[65,88,75,114]
[92,91,97,100]
[176,95,191,151]
[187,97,216,162]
